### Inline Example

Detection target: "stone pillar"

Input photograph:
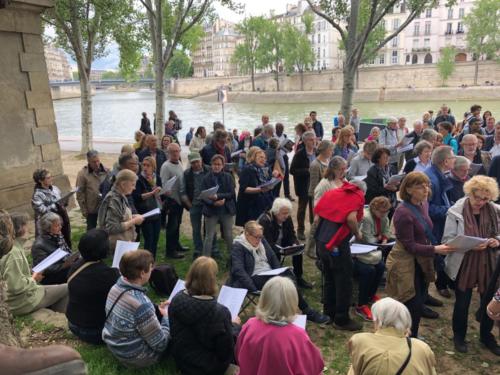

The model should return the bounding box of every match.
[0,0,71,213]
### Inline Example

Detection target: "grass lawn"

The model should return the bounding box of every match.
[16,221,500,374]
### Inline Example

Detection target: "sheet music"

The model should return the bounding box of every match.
[32,248,68,273]
[258,177,281,190]
[350,243,379,255]
[168,279,186,302]
[292,314,307,330]
[396,144,414,154]
[231,150,244,158]
[112,241,140,268]
[257,266,290,276]
[469,163,483,176]
[161,176,177,193]
[217,285,248,319]
[56,187,79,204]
[199,185,219,200]
[446,235,487,253]
[387,173,405,185]
[142,207,161,218]
[350,175,367,182]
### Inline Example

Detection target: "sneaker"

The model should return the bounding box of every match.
[371,295,381,303]
[425,295,444,307]
[453,337,468,353]
[333,319,363,331]
[305,309,330,324]
[297,277,313,289]
[355,305,373,321]
[421,306,439,319]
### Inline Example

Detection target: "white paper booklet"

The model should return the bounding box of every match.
[112,241,140,268]
[387,173,405,185]
[32,248,68,273]
[168,279,186,302]
[446,235,487,253]
[350,243,379,255]
[350,175,367,182]
[258,177,281,190]
[161,176,178,193]
[396,144,414,154]
[217,285,248,319]
[142,207,161,218]
[257,266,290,276]
[292,314,307,330]
[199,185,219,200]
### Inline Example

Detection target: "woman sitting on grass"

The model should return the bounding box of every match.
[102,250,169,368]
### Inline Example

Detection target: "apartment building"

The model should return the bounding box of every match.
[44,45,72,82]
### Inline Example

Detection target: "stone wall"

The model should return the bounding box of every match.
[0,0,71,214]
[170,61,500,98]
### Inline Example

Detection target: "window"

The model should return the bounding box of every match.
[323,35,326,43]
[392,50,398,64]
[459,8,464,18]
[317,34,320,43]
[412,39,419,48]
[425,9,432,18]
[392,18,400,30]
[425,21,431,35]
[457,22,464,33]
[392,35,398,47]
[317,48,320,58]
[424,38,430,48]
[448,8,453,19]
[446,23,453,34]
[380,19,386,29]
[379,54,385,65]
[323,49,326,57]
[413,22,420,36]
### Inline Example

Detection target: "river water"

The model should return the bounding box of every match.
[54,90,500,152]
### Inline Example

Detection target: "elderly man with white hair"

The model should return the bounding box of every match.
[459,134,487,175]
[403,120,424,161]
[446,156,471,205]
[348,297,437,375]
[258,198,312,289]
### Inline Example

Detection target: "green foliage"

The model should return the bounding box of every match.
[282,24,315,73]
[437,46,456,85]
[166,50,193,78]
[101,71,122,80]
[258,19,285,73]
[464,0,500,61]
[232,16,267,75]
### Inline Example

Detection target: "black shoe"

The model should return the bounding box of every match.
[166,251,185,259]
[333,318,363,331]
[297,232,306,241]
[481,340,500,356]
[425,295,444,307]
[422,306,439,319]
[453,337,468,353]
[437,288,452,298]
[305,309,330,324]
[178,246,189,252]
[297,277,313,289]
[286,196,296,202]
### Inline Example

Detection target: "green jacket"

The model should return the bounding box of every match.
[0,241,44,315]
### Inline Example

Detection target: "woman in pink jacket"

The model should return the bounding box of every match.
[235,276,324,375]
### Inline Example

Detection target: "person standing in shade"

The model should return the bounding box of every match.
[275,122,294,201]
[446,156,471,205]
[76,150,109,230]
[379,117,403,173]
[434,104,455,128]
[140,112,152,135]
[350,108,360,141]
[290,131,317,240]
[347,141,377,180]
[137,135,167,176]
[311,111,323,140]
[160,143,188,259]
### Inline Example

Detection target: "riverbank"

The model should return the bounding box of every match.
[190,86,500,104]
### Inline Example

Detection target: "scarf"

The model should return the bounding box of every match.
[249,163,268,185]
[458,199,498,293]
[314,182,365,250]
[214,142,227,161]
[233,233,267,260]
[378,165,391,184]
[141,171,157,188]
[48,232,71,253]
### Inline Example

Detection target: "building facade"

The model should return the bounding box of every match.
[44,45,72,82]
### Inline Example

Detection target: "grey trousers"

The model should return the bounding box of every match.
[203,214,234,257]
[34,284,69,314]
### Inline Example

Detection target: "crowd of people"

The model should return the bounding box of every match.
[1,103,500,374]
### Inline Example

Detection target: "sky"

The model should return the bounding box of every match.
[70,0,295,70]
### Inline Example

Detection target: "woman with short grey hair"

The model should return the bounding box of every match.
[348,297,437,375]
[403,140,433,173]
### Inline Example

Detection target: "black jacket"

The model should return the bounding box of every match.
[132,174,162,220]
[66,261,119,329]
[137,148,167,175]
[31,234,71,285]
[446,174,466,206]
[290,147,312,197]
[364,165,397,206]
[201,171,236,217]
[258,211,298,258]
[140,117,152,134]
[200,143,231,167]
[228,238,281,292]
[183,165,210,203]
[169,291,235,375]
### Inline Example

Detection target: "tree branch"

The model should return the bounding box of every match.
[305,0,346,42]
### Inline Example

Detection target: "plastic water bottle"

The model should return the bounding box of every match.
[330,247,339,257]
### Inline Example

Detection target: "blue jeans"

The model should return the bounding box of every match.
[190,205,217,256]
[68,321,103,345]
[141,219,161,259]
[353,259,385,306]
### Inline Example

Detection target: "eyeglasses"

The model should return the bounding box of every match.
[247,232,263,241]
[471,193,490,202]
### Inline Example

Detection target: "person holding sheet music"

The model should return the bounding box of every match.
[66,229,119,344]
[236,147,276,226]
[133,156,162,259]
[441,176,500,353]
[98,169,144,253]
[386,172,455,338]
[347,141,377,180]
[364,148,399,218]
[200,129,231,168]
[32,168,72,247]
[403,140,433,174]
[0,211,68,316]
[229,221,329,324]
[258,198,312,289]
[236,277,325,375]
[169,257,240,375]
[31,212,77,285]
[201,154,236,258]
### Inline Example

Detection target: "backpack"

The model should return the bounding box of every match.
[149,264,178,296]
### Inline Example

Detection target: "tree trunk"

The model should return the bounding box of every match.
[341,65,357,124]
[355,68,360,89]
[251,68,255,92]
[154,59,165,137]
[0,280,21,347]
[474,58,479,86]
[79,73,93,154]
[300,70,304,91]
[275,70,279,91]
